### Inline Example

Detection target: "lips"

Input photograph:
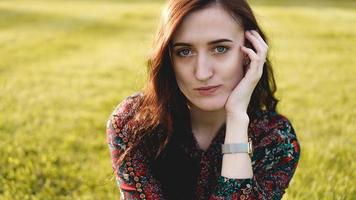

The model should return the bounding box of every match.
[196,85,220,90]
[195,85,221,95]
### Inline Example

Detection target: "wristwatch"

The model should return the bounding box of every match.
[221,138,253,157]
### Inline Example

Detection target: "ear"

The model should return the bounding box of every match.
[243,56,250,66]
[243,60,248,75]
[242,56,250,75]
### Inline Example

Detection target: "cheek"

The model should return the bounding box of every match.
[227,68,244,91]
[221,52,245,88]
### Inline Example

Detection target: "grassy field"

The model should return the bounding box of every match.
[0,0,355,199]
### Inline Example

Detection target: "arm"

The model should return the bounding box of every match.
[209,114,301,200]
[221,112,253,179]
[106,95,166,200]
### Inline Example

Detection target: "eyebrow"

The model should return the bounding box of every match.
[172,39,233,48]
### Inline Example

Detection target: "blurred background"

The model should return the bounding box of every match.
[0,0,355,199]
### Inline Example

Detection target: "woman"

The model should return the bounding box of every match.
[106,0,301,199]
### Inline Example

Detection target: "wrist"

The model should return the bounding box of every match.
[224,132,249,143]
[225,113,250,143]
[226,112,249,122]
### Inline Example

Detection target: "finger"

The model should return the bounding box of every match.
[246,31,265,54]
[240,45,264,68]
[250,30,269,49]
[240,46,259,76]
[249,30,268,72]
[241,45,264,79]
[246,31,268,67]
[240,45,258,61]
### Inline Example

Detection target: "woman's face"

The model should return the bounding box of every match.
[171,4,246,112]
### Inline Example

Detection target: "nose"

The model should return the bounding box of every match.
[194,53,213,82]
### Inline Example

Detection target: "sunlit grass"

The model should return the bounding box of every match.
[0,0,355,199]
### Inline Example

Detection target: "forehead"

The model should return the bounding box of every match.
[172,4,244,43]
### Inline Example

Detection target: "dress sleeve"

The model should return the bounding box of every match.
[209,114,301,200]
[106,94,166,200]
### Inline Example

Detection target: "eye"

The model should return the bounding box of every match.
[176,48,192,57]
[214,46,229,54]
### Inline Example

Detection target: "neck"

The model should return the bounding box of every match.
[189,104,226,138]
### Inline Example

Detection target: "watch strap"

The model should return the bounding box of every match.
[221,138,253,156]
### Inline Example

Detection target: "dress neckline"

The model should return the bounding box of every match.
[190,122,226,154]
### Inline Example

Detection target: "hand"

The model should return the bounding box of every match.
[225,30,269,116]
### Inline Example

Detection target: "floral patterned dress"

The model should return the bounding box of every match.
[106,93,301,200]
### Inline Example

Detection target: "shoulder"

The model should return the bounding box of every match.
[106,92,143,135]
[107,92,143,124]
[250,110,297,138]
[250,110,300,155]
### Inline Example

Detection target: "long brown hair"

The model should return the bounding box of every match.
[122,0,279,164]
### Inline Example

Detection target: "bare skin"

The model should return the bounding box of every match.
[171,4,268,179]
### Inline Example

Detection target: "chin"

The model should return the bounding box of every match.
[190,95,227,112]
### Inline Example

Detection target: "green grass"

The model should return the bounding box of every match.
[0,0,355,199]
